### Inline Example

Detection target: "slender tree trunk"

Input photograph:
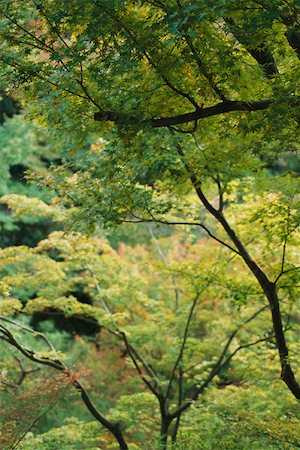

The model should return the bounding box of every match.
[160,418,170,450]
[171,367,183,443]
[158,396,172,450]
[215,212,300,398]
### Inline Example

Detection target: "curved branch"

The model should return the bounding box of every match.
[94,99,274,128]
[123,216,244,258]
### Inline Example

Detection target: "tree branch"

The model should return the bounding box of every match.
[123,216,244,258]
[94,98,274,128]
[120,331,162,398]
[176,0,228,101]
[165,291,200,400]
[0,316,56,351]
[0,323,129,450]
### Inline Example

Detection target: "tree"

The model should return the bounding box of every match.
[1,197,298,448]
[0,0,300,444]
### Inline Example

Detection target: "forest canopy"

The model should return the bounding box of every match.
[0,1,300,449]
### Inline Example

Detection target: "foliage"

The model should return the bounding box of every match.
[0,197,299,447]
[0,0,300,448]
[0,90,60,246]
[0,371,74,450]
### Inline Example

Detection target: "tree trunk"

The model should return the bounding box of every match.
[160,418,170,450]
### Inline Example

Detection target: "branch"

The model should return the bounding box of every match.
[0,323,129,450]
[147,225,180,310]
[120,331,162,398]
[176,0,228,101]
[124,216,243,258]
[95,1,200,111]
[165,291,201,400]
[0,323,64,370]
[94,99,274,128]
[274,193,298,284]
[212,175,224,213]
[10,374,72,450]
[223,17,278,78]
[0,316,56,351]
[1,356,40,389]
[18,309,160,390]
[285,25,300,60]
[274,266,300,284]
[3,11,102,110]
[86,264,112,313]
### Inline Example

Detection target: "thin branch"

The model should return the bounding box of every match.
[169,120,198,134]
[165,272,215,401]
[33,2,102,110]
[0,324,64,370]
[120,331,161,398]
[0,316,56,351]
[3,10,102,110]
[171,332,274,419]
[11,375,72,450]
[148,225,180,310]
[0,354,40,390]
[128,343,160,383]
[94,0,201,111]
[176,0,228,101]
[1,56,92,103]
[274,193,296,283]
[214,176,224,213]
[124,216,244,258]
[165,292,200,400]
[17,309,160,387]
[274,266,300,284]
